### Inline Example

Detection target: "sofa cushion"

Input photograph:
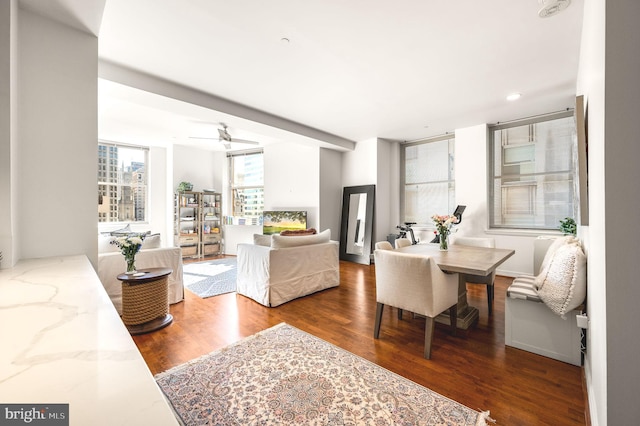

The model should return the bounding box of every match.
[253,234,272,247]
[98,234,120,254]
[537,242,587,316]
[141,233,161,249]
[271,229,331,248]
[507,275,542,302]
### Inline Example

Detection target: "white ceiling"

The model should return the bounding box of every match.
[25,0,586,151]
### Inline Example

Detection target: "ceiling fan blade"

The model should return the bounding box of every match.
[218,128,232,141]
[188,136,217,140]
[230,138,260,145]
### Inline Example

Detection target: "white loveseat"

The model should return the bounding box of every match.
[97,234,185,314]
[237,229,340,307]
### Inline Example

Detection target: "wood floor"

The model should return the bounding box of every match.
[133,257,587,425]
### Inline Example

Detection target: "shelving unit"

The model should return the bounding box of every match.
[200,191,222,257]
[174,191,223,258]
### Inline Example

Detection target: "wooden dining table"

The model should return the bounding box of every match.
[395,243,515,329]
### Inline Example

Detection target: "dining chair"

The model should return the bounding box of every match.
[451,236,497,315]
[373,249,458,359]
[375,241,394,251]
[394,238,412,249]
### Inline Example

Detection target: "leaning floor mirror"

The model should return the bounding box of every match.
[339,185,375,265]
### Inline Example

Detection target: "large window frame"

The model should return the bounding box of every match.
[488,110,576,231]
[228,149,264,224]
[98,141,149,224]
[400,134,456,227]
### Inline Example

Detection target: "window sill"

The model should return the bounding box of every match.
[485,228,564,238]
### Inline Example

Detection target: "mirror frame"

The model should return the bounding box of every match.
[339,184,375,265]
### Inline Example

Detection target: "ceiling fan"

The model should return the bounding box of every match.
[189,123,260,149]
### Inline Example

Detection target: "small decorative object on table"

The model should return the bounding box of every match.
[110,234,146,274]
[431,214,459,251]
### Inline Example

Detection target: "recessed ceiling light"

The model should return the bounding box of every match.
[506,93,522,101]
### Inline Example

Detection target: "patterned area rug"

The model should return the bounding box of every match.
[183,257,236,298]
[155,323,490,425]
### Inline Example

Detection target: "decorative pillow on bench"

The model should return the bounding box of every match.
[536,240,587,317]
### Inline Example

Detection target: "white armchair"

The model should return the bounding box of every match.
[374,241,393,251]
[373,249,458,359]
[394,238,412,249]
[451,236,496,315]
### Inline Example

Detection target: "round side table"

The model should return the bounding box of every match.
[117,267,173,335]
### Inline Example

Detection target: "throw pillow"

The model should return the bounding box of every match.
[98,234,120,254]
[109,224,132,236]
[141,233,161,249]
[253,234,272,247]
[537,242,587,317]
[537,235,579,281]
[280,228,317,236]
[271,229,331,248]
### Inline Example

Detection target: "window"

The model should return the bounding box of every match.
[401,135,455,225]
[98,142,148,223]
[489,111,575,230]
[228,150,264,223]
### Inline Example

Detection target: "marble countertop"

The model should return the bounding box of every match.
[0,255,178,425]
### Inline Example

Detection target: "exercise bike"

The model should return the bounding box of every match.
[395,222,419,245]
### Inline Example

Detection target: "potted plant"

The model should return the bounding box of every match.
[559,217,577,236]
[177,181,193,192]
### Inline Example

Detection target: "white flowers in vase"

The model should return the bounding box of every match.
[110,234,146,273]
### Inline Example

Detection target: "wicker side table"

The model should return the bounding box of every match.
[117,267,173,335]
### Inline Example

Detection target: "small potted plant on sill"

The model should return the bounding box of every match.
[559,217,577,236]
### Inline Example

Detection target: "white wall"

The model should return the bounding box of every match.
[264,142,320,228]
[17,8,98,265]
[319,148,342,240]
[577,0,606,424]
[343,138,377,186]
[375,139,397,244]
[173,145,219,192]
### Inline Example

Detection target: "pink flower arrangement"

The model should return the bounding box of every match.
[431,214,458,236]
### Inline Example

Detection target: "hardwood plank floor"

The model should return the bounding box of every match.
[133,257,586,425]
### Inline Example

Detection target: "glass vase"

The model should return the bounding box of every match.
[439,233,449,251]
[125,256,136,274]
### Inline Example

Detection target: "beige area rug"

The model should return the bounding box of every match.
[155,323,491,425]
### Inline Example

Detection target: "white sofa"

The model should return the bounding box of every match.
[505,236,587,366]
[98,234,185,314]
[237,230,340,307]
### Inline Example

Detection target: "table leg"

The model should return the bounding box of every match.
[435,274,479,330]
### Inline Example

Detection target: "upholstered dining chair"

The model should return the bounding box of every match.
[375,241,394,251]
[394,238,412,249]
[373,249,458,359]
[451,236,497,315]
